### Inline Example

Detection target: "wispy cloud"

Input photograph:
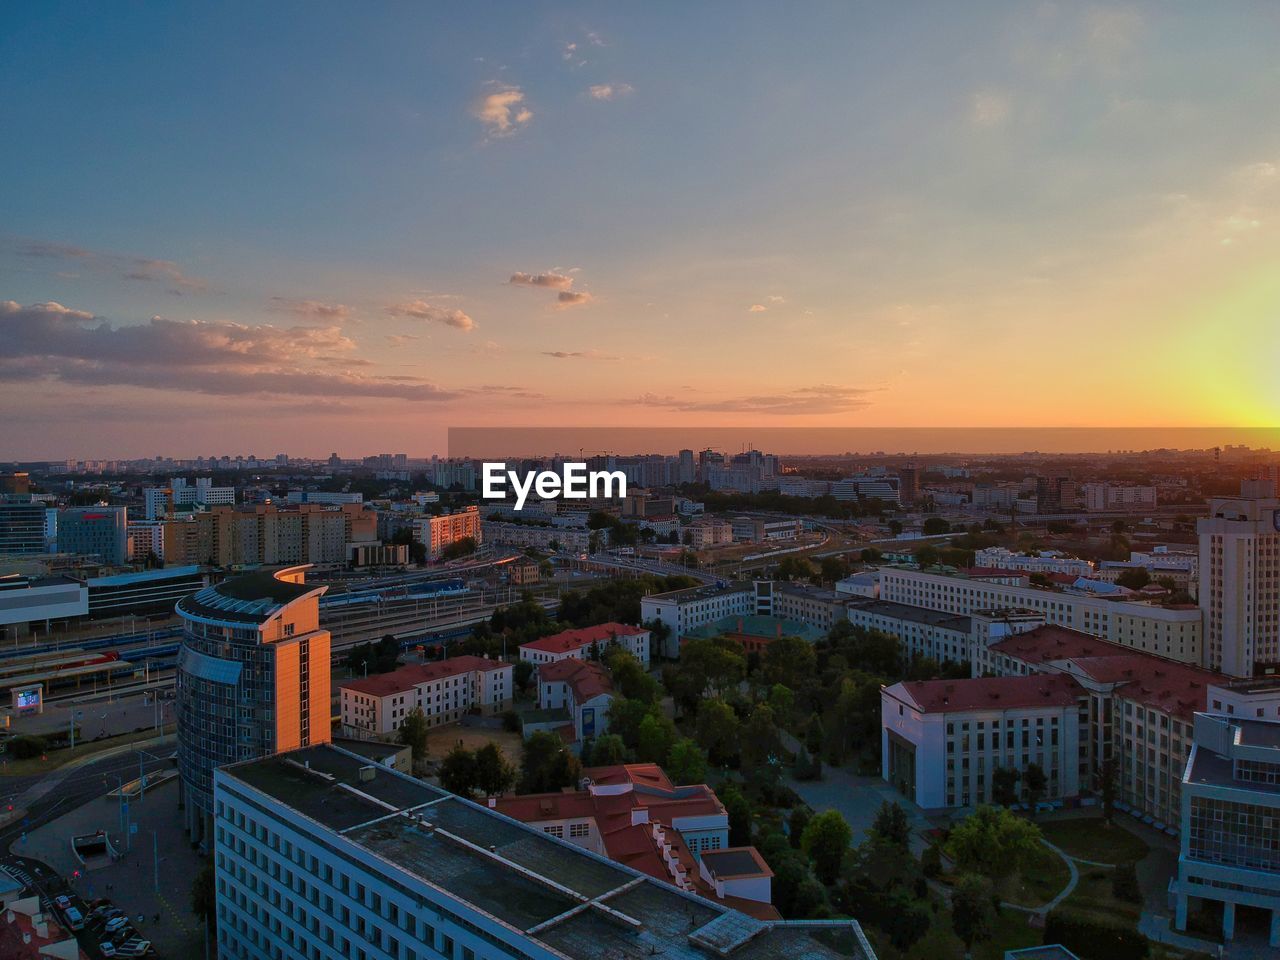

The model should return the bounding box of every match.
[19,240,209,295]
[556,290,594,308]
[508,271,574,290]
[748,303,768,313]
[633,385,874,415]
[270,298,352,321]
[473,84,533,137]
[969,89,1012,129]
[0,300,461,401]
[542,349,622,361]
[587,83,634,101]
[385,299,476,330]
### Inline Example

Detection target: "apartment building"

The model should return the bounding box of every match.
[339,656,513,737]
[1082,483,1157,512]
[481,520,590,552]
[410,506,483,561]
[881,674,1086,810]
[973,548,1094,578]
[1198,492,1280,677]
[519,622,651,669]
[879,567,1203,665]
[1173,712,1280,946]
[686,519,734,550]
[493,763,777,917]
[164,502,375,567]
[211,744,878,960]
[770,583,850,632]
[641,583,761,657]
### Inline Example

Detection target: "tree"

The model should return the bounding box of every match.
[920,843,942,878]
[788,807,811,849]
[607,697,656,750]
[694,698,740,766]
[951,874,996,953]
[191,857,217,935]
[440,536,478,561]
[801,810,853,885]
[1024,762,1047,815]
[666,738,708,784]
[805,714,825,755]
[792,745,821,780]
[992,765,1021,808]
[636,712,678,764]
[1112,861,1141,903]
[521,730,583,793]
[473,742,516,796]
[775,556,817,582]
[397,707,429,771]
[819,555,851,584]
[860,547,883,563]
[606,648,661,703]
[914,545,940,568]
[740,703,783,774]
[767,683,796,727]
[718,782,754,847]
[439,745,478,797]
[922,517,951,536]
[1115,567,1151,590]
[870,801,910,847]
[945,805,1043,880]
[513,659,535,693]
[669,637,746,713]
[587,733,628,766]
[762,635,817,691]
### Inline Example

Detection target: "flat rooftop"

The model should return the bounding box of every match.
[848,599,972,632]
[221,745,875,960]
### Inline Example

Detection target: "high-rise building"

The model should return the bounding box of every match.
[57,506,128,564]
[0,496,47,556]
[897,464,918,505]
[0,472,31,496]
[413,505,482,560]
[175,565,331,842]
[143,486,173,520]
[1173,712,1280,946]
[1198,486,1280,677]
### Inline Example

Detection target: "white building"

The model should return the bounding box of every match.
[482,520,590,552]
[287,490,365,505]
[339,655,512,736]
[882,673,1085,810]
[973,547,1094,578]
[835,571,880,599]
[878,566,1204,666]
[519,622,651,669]
[641,583,759,657]
[1083,483,1157,512]
[1173,712,1280,946]
[537,658,614,743]
[1198,491,1280,677]
[212,744,878,960]
[847,600,972,665]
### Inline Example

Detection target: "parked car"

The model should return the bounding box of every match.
[53,894,71,911]
[103,915,129,934]
[116,939,152,957]
[100,943,117,958]
[63,906,84,930]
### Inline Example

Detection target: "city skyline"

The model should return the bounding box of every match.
[5,2,1280,457]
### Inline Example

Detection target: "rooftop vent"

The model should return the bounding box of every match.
[358,765,376,783]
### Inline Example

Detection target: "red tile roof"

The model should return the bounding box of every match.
[987,624,1228,720]
[339,655,507,697]
[538,657,613,702]
[521,622,648,654]
[889,673,1084,714]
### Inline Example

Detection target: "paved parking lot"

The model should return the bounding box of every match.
[17,778,205,958]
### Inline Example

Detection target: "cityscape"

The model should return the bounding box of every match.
[4,5,1280,960]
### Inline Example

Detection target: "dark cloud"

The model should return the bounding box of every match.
[556,290,594,308]
[632,385,875,415]
[542,350,621,360]
[508,271,574,290]
[18,241,208,294]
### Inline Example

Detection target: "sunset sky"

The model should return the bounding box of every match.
[3,2,1280,457]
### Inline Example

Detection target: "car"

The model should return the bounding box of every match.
[110,925,135,944]
[63,906,85,930]
[53,894,71,911]
[100,943,117,958]
[103,916,129,934]
[115,939,152,957]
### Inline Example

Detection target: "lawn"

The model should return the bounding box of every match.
[1063,866,1141,925]
[865,895,1042,960]
[994,840,1072,908]
[423,724,524,764]
[1039,817,1149,864]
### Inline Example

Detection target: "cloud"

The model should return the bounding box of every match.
[632,385,874,415]
[508,271,575,290]
[18,240,209,294]
[587,83,634,101]
[767,295,786,303]
[748,303,768,313]
[969,90,1011,128]
[542,349,622,361]
[556,290,594,308]
[473,84,532,137]
[270,298,352,321]
[386,333,420,346]
[0,300,461,401]
[385,299,476,330]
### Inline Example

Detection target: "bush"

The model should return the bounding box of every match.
[920,843,942,879]
[1112,861,1141,903]
[501,710,522,733]
[1043,908,1148,960]
[8,735,48,759]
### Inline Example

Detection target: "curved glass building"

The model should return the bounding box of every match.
[176,564,331,842]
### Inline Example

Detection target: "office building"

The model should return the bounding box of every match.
[340,656,513,737]
[1173,712,1280,945]
[85,565,206,618]
[897,465,918,505]
[973,548,1094,578]
[494,763,777,916]
[0,497,47,556]
[414,506,482,560]
[641,583,760,657]
[176,565,331,842]
[729,516,802,543]
[212,744,878,960]
[1082,483,1157,512]
[881,674,1085,810]
[144,486,174,520]
[1198,490,1280,677]
[847,600,973,665]
[878,567,1203,665]
[57,506,128,564]
[520,622,651,669]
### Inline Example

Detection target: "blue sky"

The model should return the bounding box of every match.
[4,3,1280,456]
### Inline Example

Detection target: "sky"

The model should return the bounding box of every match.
[3,2,1280,458]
